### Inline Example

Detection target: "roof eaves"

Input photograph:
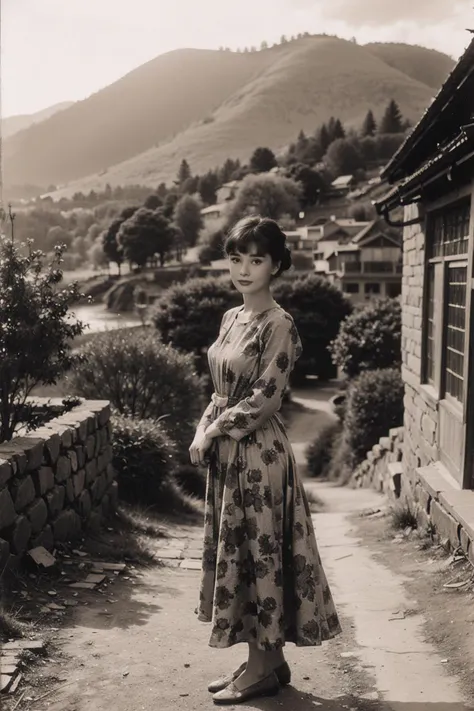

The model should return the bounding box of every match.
[381,38,474,182]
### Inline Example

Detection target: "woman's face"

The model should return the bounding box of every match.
[228,243,280,295]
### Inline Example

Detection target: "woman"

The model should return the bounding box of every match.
[189,216,341,705]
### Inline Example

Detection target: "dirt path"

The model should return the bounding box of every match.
[18,480,473,711]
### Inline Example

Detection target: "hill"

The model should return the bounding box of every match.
[364,42,455,91]
[4,37,455,198]
[2,101,74,140]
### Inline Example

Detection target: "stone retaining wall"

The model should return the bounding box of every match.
[351,427,404,499]
[0,399,117,574]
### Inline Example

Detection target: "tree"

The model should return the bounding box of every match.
[318,124,331,152]
[289,164,328,207]
[280,35,288,43]
[118,208,175,267]
[361,110,377,137]
[102,219,124,274]
[174,195,203,248]
[198,171,219,206]
[198,229,225,264]
[227,173,302,224]
[177,159,191,185]
[329,298,402,378]
[180,175,199,195]
[260,40,268,50]
[89,237,110,270]
[144,193,163,210]
[0,232,85,441]
[325,138,365,176]
[379,99,404,134]
[152,276,240,374]
[249,147,278,173]
[333,119,346,140]
[273,275,353,381]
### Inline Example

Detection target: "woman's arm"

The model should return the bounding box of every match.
[208,314,302,442]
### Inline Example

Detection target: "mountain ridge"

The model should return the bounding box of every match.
[4,38,455,198]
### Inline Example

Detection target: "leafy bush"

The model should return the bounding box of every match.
[67,328,203,455]
[0,233,85,442]
[329,298,401,378]
[305,419,342,479]
[329,368,404,482]
[152,276,240,373]
[111,414,200,514]
[273,275,352,381]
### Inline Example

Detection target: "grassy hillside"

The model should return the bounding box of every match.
[5,37,454,197]
[2,101,74,140]
[365,42,455,91]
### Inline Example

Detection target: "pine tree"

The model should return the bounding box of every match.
[361,110,377,137]
[333,119,346,140]
[379,99,404,134]
[178,159,191,184]
[319,124,331,152]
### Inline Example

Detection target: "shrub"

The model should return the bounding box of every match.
[67,329,203,456]
[111,414,200,514]
[329,298,401,378]
[152,276,240,373]
[330,368,404,482]
[305,419,342,479]
[273,275,352,381]
[0,232,85,442]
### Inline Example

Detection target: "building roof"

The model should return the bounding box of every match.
[200,203,226,216]
[331,175,354,188]
[380,38,474,184]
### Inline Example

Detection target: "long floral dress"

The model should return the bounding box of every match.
[196,304,342,650]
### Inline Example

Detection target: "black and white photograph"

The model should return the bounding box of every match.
[1,1,474,709]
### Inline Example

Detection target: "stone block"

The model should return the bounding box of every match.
[75,445,86,469]
[86,509,102,534]
[52,509,82,542]
[11,475,36,513]
[32,466,55,496]
[47,423,73,449]
[55,456,72,483]
[31,524,54,552]
[77,490,92,519]
[68,451,78,473]
[104,444,113,465]
[0,489,17,531]
[0,459,12,489]
[0,443,27,475]
[372,444,383,460]
[0,537,10,571]
[26,498,48,534]
[97,453,106,473]
[73,469,86,498]
[98,472,108,499]
[430,500,460,550]
[9,515,32,554]
[460,527,471,556]
[45,486,66,518]
[85,435,95,461]
[85,460,98,485]
[414,483,431,513]
[379,437,392,452]
[65,478,75,503]
[43,432,61,465]
[90,479,100,503]
[22,437,45,471]
[94,434,101,458]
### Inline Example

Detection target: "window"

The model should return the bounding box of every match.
[343,282,359,293]
[364,283,380,294]
[423,199,470,405]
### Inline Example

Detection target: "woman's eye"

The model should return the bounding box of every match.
[253,260,262,265]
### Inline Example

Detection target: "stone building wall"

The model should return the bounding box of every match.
[0,399,116,574]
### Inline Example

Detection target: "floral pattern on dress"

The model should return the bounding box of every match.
[196,305,342,649]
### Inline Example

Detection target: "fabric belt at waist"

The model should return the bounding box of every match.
[211,392,240,408]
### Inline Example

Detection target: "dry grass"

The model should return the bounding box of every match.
[390,501,418,530]
[0,602,29,639]
[24,38,452,198]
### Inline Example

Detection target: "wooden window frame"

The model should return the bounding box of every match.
[421,186,474,487]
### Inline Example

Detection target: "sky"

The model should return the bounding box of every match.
[2,0,474,117]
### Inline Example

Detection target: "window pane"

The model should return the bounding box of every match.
[444,265,467,402]
[426,265,435,384]
[429,201,470,258]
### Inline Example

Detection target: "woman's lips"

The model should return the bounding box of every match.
[238,280,252,285]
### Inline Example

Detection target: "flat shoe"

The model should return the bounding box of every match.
[212,671,280,705]
[208,660,291,693]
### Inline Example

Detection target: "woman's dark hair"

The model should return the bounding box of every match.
[223,216,292,277]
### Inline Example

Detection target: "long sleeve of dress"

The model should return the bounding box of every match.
[213,314,301,442]
[195,310,232,433]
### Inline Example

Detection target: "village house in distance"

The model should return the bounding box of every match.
[374,38,474,551]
